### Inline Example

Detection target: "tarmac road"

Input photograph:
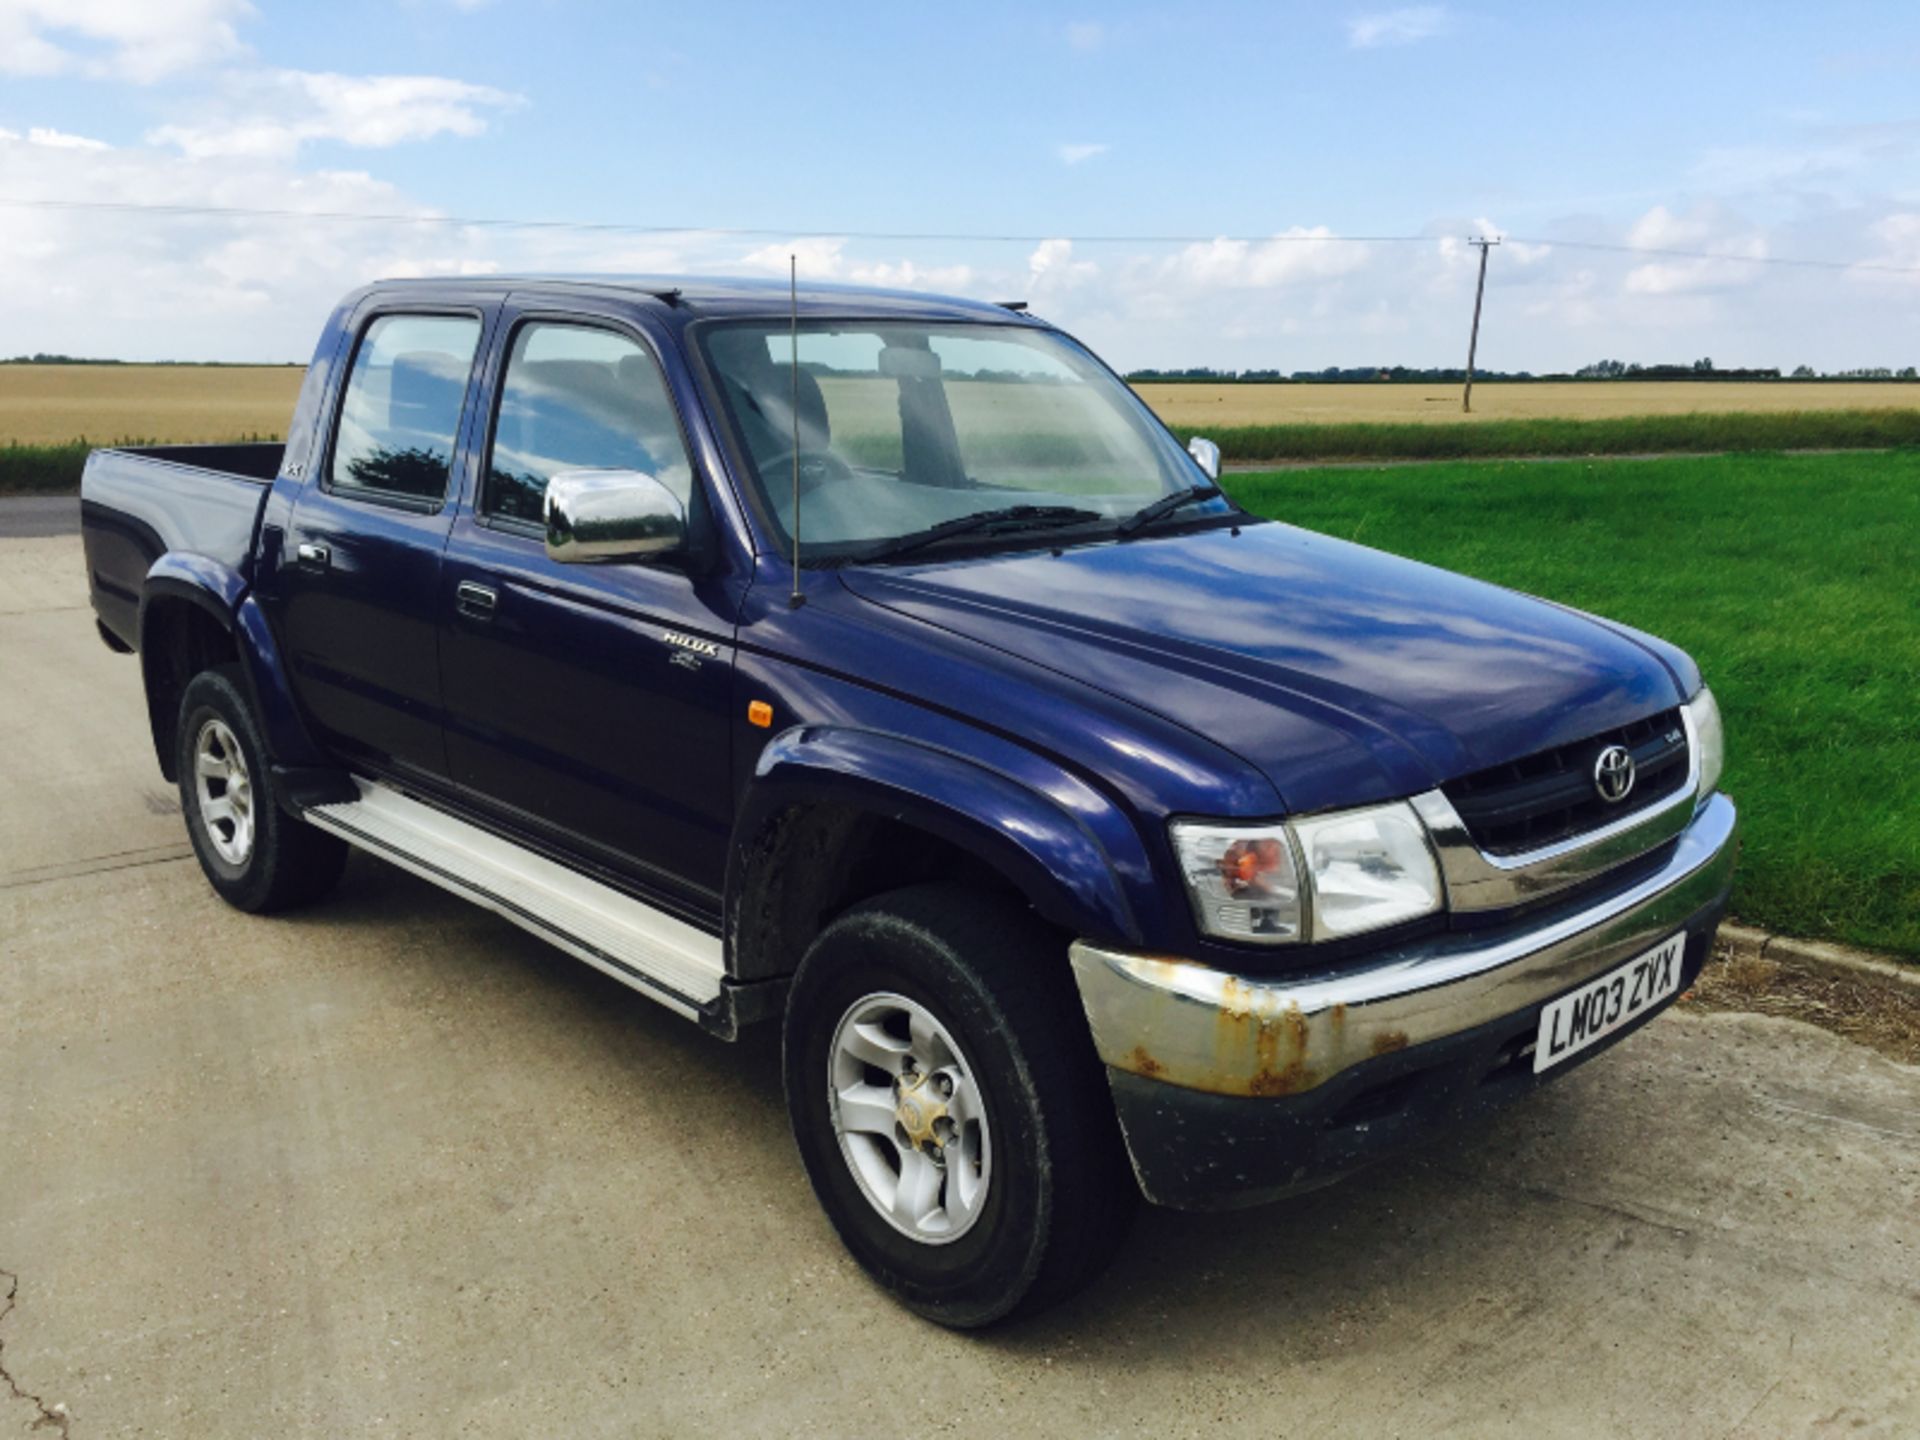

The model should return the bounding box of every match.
[0,496,77,539]
[3,518,1918,1438]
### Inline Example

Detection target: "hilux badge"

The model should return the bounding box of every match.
[662,630,721,660]
[1593,744,1636,803]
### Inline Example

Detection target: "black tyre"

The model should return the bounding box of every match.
[783,883,1137,1328]
[176,666,348,913]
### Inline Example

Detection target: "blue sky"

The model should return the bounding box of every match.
[4,1,1919,369]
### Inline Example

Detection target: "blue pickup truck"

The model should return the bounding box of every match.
[82,275,1736,1326]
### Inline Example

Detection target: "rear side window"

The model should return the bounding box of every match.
[484,322,694,524]
[330,314,482,503]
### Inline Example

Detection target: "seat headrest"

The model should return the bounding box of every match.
[389,351,465,423]
[770,364,831,448]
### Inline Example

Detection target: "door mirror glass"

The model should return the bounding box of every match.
[1187,435,1222,481]
[544,469,686,563]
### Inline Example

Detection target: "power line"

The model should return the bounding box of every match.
[1,195,1917,274]
[1506,235,1920,276]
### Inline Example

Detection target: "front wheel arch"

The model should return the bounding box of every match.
[728,744,1145,985]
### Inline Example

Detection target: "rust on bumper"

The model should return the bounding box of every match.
[1071,793,1738,1099]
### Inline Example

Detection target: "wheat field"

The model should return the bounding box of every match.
[1135,380,1920,428]
[6,363,1920,446]
[0,364,305,445]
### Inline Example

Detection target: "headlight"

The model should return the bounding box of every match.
[1685,687,1724,797]
[1171,800,1444,946]
[1291,802,1444,940]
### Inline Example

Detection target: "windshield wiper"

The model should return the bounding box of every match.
[846,505,1105,565]
[1115,484,1224,538]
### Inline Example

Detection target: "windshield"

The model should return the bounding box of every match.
[697,320,1225,560]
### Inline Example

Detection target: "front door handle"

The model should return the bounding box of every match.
[295,541,330,569]
[455,580,499,620]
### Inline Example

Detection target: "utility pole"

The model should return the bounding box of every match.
[1462,235,1500,414]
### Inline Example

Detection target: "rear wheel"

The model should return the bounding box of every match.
[783,884,1137,1327]
[177,666,348,913]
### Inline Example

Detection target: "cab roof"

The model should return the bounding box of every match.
[360,274,1039,325]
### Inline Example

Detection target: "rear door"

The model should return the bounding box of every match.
[278,304,494,781]
[438,301,739,913]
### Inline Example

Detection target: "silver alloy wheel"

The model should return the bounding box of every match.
[828,992,992,1245]
[193,716,255,866]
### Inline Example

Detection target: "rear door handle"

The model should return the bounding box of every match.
[455,580,498,620]
[295,541,330,569]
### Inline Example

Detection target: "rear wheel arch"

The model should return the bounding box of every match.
[140,589,244,782]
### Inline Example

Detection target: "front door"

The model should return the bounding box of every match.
[437,308,738,913]
[278,307,491,781]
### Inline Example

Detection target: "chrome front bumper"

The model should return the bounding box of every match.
[1071,793,1738,1100]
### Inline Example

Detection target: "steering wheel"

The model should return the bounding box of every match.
[763,447,857,497]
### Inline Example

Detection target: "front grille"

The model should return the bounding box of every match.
[1442,709,1690,855]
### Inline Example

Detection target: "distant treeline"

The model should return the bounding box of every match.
[1,354,302,366]
[1129,359,1920,383]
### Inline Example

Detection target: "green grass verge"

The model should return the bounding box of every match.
[0,440,93,494]
[1224,450,1920,957]
[0,436,281,494]
[1176,407,1920,462]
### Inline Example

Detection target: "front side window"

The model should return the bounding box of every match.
[330,313,481,503]
[698,320,1221,560]
[485,323,694,525]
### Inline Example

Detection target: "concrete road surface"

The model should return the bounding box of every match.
[4,528,1918,1439]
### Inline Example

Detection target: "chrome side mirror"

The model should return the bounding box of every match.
[544,469,685,564]
[1187,436,1222,481]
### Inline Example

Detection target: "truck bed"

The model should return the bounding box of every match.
[81,443,284,650]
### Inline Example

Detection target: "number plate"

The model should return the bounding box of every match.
[1534,932,1686,1074]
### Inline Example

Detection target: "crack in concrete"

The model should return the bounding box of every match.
[0,844,193,892]
[0,1271,71,1436]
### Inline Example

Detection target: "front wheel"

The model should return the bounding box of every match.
[783,884,1137,1327]
[176,666,348,913]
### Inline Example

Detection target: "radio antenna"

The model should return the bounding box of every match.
[788,253,804,609]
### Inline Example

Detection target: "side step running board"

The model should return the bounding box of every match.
[305,779,727,1022]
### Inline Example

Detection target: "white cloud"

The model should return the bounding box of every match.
[148,69,523,159]
[0,128,503,360]
[1434,221,1551,271]
[1347,6,1449,49]
[1691,121,1920,195]
[0,0,250,82]
[3,127,1918,377]
[848,258,976,291]
[1862,213,1920,275]
[1056,142,1109,166]
[1028,238,1097,294]
[738,236,973,293]
[1065,20,1104,51]
[1621,204,1768,294]
[26,126,110,150]
[740,235,852,279]
[1157,228,1374,290]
